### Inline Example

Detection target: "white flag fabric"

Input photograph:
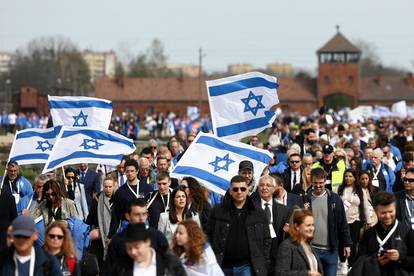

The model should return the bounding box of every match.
[391,100,407,118]
[48,95,113,129]
[42,127,136,173]
[9,127,61,165]
[206,72,279,141]
[171,132,273,195]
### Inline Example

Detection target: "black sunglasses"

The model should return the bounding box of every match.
[48,234,64,240]
[232,187,247,192]
[403,178,414,183]
[290,160,300,164]
[66,176,75,179]
[14,235,30,239]
[46,192,57,198]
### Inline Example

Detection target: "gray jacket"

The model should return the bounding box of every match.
[275,237,323,276]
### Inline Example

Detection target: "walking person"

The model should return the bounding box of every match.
[275,209,323,276]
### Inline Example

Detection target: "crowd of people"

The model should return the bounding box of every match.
[0,111,414,276]
[0,110,213,140]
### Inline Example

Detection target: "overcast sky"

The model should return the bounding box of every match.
[1,0,413,73]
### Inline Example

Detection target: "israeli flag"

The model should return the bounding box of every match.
[42,127,136,173]
[171,132,273,195]
[206,72,279,141]
[48,95,113,129]
[8,127,61,165]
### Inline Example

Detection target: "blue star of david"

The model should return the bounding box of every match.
[80,138,104,150]
[36,140,53,152]
[73,110,88,127]
[208,153,235,173]
[240,91,265,116]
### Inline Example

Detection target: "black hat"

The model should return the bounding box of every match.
[239,160,253,171]
[338,124,345,131]
[122,223,150,243]
[322,144,334,154]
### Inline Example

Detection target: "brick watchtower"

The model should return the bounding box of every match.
[317,26,361,110]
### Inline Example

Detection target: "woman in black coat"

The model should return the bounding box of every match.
[275,209,323,276]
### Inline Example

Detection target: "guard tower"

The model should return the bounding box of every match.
[317,26,361,109]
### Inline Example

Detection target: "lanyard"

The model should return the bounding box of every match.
[376,220,399,250]
[160,192,170,211]
[10,180,20,194]
[14,247,35,276]
[127,183,140,198]
[372,166,381,180]
[406,198,414,229]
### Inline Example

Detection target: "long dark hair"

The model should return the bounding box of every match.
[182,177,210,213]
[44,179,63,207]
[358,170,376,197]
[168,186,192,224]
[337,168,360,195]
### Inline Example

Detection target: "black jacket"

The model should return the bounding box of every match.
[280,167,303,194]
[0,191,17,251]
[395,191,413,229]
[103,226,169,276]
[357,220,414,275]
[304,189,353,250]
[0,245,63,276]
[275,237,323,276]
[207,193,271,276]
[253,198,290,274]
[108,249,186,276]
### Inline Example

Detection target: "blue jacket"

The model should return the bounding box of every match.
[362,161,396,192]
[0,175,34,216]
[66,217,91,258]
[0,244,63,276]
[304,189,352,250]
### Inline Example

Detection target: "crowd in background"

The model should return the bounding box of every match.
[0,108,414,276]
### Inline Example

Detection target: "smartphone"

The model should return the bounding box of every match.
[379,249,387,256]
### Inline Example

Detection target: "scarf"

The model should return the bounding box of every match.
[97,193,112,258]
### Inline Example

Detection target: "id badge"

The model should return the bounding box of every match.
[372,180,379,187]
[13,193,20,204]
[325,179,332,185]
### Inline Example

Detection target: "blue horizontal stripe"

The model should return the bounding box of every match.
[16,130,57,139]
[61,129,135,148]
[197,136,272,164]
[49,100,112,110]
[47,151,124,170]
[173,166,229,191]
[11,153,49,162]
[209,77,279,97]
[216,110,275,137]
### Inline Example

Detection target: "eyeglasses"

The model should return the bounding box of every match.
[46,192,57,198]
[181,185,189,189]
[403,178,414,183]
[289,160,300,164]
[48,234,64,240]
[187,140,194,143]
[151,146,157,149]
[66,176,75,180]
[232,187,247,192]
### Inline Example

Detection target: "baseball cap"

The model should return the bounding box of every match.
[322,144,334,154]
[239,160,253,171]
[122,223,150,243]
[12,216,36,237]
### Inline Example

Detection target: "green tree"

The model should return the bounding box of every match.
[9,36,92,95]
[128,38,176,77]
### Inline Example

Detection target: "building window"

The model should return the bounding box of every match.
[348,76,354,85]
[324,76,330,84]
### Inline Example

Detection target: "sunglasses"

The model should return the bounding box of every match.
[46,192,57,198]
[403,178,414,183]
[66,176,75,180]
[151,146,157,149]
[48,234,64,240]
[290,160,300,164]
[232,187,247,192]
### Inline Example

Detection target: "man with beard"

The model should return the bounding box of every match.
[312,144,346,192]
[356,192,414,275]
[301,128,319,155]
